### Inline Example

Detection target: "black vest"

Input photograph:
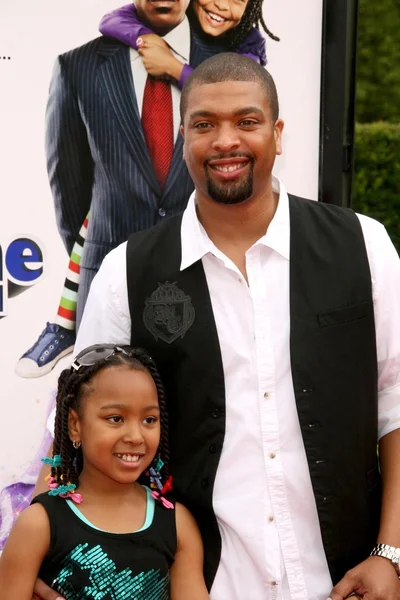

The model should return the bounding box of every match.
[126,195,381,590]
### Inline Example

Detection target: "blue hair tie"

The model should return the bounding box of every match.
[48,483,76,497]
[41,454,63,468]
[149,466,163,491]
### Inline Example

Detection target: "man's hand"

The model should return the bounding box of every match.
[328,556,400,599]
[32,578,65,600]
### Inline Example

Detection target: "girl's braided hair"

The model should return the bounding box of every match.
[51,346,169,490]
[224,0,280,48]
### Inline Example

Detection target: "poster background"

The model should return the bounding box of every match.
[0,0,323,491]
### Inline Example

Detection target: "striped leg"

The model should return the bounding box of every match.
[55,214,89,331]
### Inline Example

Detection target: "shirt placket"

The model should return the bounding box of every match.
[246,247,283,596]
[247,246,308,600]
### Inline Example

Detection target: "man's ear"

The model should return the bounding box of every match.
[274,118,284,156]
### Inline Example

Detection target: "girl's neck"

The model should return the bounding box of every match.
[76,469,143,505]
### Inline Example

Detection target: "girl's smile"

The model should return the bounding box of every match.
[193,0,248,36]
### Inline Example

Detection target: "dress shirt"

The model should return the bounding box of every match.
[57,177,400,600]
[129,16,190,141]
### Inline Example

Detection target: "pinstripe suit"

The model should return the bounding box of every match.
[46,31,226,325]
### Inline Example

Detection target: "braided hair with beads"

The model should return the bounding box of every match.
[50,346,170,498]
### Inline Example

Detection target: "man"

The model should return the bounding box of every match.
[16,0,226,377]
[36,54,400,600]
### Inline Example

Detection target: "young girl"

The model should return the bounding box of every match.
[0,345,209,600]
[99,0,278,88]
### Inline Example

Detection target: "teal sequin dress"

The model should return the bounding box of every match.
[32,488,176,599]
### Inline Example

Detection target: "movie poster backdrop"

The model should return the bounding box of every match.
[0,0,323,543]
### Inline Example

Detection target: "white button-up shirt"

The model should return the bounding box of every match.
[69,177,400,600]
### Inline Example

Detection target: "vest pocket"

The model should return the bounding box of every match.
[317,302,370,328]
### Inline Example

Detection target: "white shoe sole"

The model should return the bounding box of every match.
[15,345,74,379]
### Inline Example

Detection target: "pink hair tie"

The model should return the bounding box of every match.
[60,491,83,504]
[151,490,174,510]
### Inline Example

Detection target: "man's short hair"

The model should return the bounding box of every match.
[180,53,279,123]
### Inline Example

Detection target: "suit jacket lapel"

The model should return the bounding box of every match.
[97,40,161,195]
[163,133,187,197]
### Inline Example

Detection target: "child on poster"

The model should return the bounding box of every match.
[0,345,208,599]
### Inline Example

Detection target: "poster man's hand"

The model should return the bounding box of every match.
[328,556,400,600]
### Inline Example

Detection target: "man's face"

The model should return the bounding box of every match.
[135,0,189,34]
[181,80,284,206]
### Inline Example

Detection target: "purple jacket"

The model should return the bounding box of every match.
[99,3,267,89]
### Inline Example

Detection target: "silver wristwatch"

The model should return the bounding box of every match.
[370,543,400,576]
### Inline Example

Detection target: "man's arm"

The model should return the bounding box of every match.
[74,242,131,354]
[329,431,400,600]
[46,55,93,255]
[329,217,400,599]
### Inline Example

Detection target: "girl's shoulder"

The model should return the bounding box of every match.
[238,28,268,67]
[13,498,50,535]
[175,501,201,543]
[31,491,69,519]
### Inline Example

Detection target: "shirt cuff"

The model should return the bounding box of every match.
[178,64,193,90]
[378,385,400,439]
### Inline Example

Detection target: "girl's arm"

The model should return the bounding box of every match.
[99,3,154,50]
[237,28,268,67]
[170,503,210,600]
[0,504,50,599]
[177,28,267,89]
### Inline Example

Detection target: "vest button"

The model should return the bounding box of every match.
[201,478,209,489]
[209,443,217,454]
[211,408,220,419]
[158,207,166,217]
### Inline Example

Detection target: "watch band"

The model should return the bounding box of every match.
[370,543,400,576]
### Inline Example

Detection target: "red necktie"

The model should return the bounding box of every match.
[141,76,174,189]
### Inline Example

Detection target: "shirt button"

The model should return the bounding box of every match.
[269,452,276,459]
[264,392,270,399]
[210,408,220,419]
[268,515,274,522]
[158,207,166,217]
[270,580,277,586]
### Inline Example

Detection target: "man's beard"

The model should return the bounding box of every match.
[205,159,255,205]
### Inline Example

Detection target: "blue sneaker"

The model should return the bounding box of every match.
[15,323,76,378]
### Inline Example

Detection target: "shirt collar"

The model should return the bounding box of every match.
[180,175,290,271]
[163,16,190,62]
[130,16,190,63]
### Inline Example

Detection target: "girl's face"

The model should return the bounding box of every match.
[69,366,160,487]
[192,0,249,36]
